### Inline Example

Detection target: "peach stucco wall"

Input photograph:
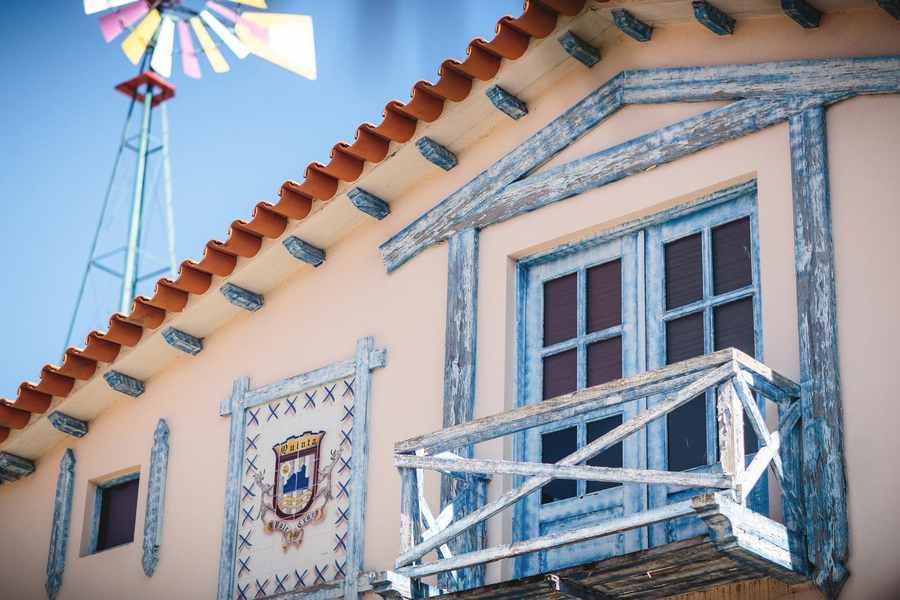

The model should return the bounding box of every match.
[1,9,899,600]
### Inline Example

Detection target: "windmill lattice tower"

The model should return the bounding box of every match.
[65,0,316,351]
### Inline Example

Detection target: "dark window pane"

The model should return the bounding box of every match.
[667,396,708,471]
[714,297,759,450]
[587,260,621,332]
[542,349,577,400]
[96,477,139,552]
[543,273,577,346]
[587,337,622,387]
[666,312,705,365]
[586,415,624,493]
[712,217,752,295]
[541,427,577,503]
[714,297,755,357]
[665,233,703,310]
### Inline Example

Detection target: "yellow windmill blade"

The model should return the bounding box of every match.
[228,0,268,8]
[190,17,230,73]
[121,9,161,65]
[236,13,317,80]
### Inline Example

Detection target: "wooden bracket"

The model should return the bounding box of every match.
[220,283,264,312]
[416,137,458,171]
[0,451,35,482]
[348,187,391,220]
[48,412,88,438]
[162,327,204,355]
[486,85,529,120]
[282,236,326,267]
[693,0,736,35]
[104,370,145,397]
[611,9,653,42]
[558,31,600,67]
[781,0,822,28]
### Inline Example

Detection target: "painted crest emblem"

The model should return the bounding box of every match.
[272,431,324,519]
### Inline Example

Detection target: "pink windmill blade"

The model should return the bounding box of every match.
[99,1,150,43]
[178,22,202,79]
[206,1,268,43]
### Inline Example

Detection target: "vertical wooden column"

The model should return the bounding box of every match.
[789,105,850,597]
[440,228,487,590]
[716,379,744,502]
[399,468,426,599]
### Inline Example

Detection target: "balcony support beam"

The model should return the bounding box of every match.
[546,575,616,600]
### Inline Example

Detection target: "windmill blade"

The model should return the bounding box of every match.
[207,1,267,43]
[200,10,250,59]
[225,0,269,8]
[189,17,230,73]
[98,1,148,42]
[236,13,317,80]
[178,22,202,79]
[150,16,175,78]
[121,9,161,65]
[84,0,135,15]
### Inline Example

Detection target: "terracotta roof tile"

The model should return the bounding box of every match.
[1,0,587,434]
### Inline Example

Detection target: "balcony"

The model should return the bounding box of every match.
[372,348,812,599]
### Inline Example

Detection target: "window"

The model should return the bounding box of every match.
[90,474,140,554]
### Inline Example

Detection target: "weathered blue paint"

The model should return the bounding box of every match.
[878,0,900,19]
[47,412,88,438]
[283,236,326,267]
[416,137,458,171]
[216,376,250,600]
[692,1,735,35]
[0,451,35,482]
[611,9,653,42]
[440,229,485,591]
[789,105,849,598]
[781,0,822,28]
[558,31,600,67]
[162,327,203,355]
[486,86,528,120]
[104,370,145,397]
[87,471,141,555]
[142,419,170,577]
[381,55,900,273]
[46,449,75,600]
[221,282,264,311]
[348,188,391,220]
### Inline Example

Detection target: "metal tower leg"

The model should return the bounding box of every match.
[120,84,155,314]
[160,102,177,279]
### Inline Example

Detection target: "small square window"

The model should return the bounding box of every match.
[91,475,140,553]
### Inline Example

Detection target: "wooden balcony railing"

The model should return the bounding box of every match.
[379,348,806,598]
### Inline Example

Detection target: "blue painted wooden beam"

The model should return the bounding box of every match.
[282,236,326,266]
[781,0,822,28]
[558,31,600,67]
[416,137,458,171]
[162,327,203,355]
[0,451,35,482]
[789,105,850,598]
[220,282,264,312]
[142,419,170,577]
[486,86,528,120]
[47,412,88,438]
[611,9,653,42]
[104,370,145,398]
[348,187,391,220]
[692,0,736,35]
[46,449,75,600]
[878,0,900,19]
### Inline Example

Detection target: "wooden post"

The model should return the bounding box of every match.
[789,104,849,596]
[399,468,425,599]
[716,379,744,502]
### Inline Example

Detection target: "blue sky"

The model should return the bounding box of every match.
[0,0,519,398]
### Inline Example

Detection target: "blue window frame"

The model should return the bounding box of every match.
[514,181,765,575]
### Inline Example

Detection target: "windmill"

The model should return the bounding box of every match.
[65,0,316,350]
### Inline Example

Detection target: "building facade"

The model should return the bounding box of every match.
[1,2,899,599]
